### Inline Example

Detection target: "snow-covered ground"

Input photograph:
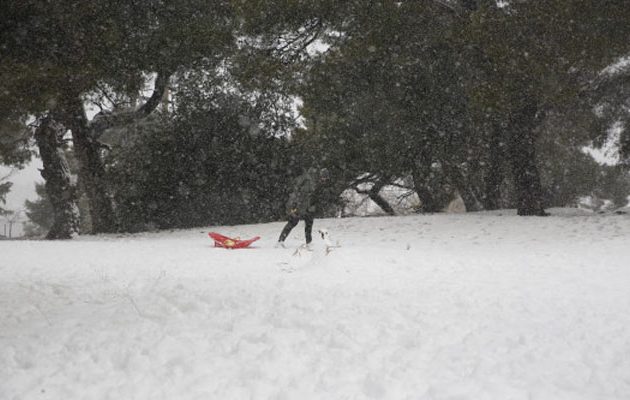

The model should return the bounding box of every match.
[2,209,630,400]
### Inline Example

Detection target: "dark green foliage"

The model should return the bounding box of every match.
[1,0,238,235]
[0,117,32,215]
[594,167,630,209]
[459,1,630,213]
[0,118,32,167]
[1,0,236,112]
[294,2,487,211]
[107,93,293,231]
[24,183,54,235]
[23,180,91,236]
[4,0,630,234]
[0,181,11,215]
[295,0,630,214]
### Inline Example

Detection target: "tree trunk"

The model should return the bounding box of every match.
[482,123,504,210]
[54,73,170,233]
[457,184,483,212]
[412,163,455,213]
[367,181,395,216]
[507,102,547,216]
[442,160,484,212]
[34,116,80,239]
[61,95,118,233]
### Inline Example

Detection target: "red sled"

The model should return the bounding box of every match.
[208,232,260,249]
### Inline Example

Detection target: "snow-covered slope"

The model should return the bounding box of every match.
[2,209,630,399]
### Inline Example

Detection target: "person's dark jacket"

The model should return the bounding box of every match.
[286,168,328,216]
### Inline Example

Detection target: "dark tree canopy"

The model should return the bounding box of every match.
[3,0,630,237]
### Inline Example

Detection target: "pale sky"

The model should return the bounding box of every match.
[1,159,42,211]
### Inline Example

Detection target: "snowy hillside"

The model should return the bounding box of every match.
[2,209,630,400]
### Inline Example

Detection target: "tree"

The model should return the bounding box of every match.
[106,88,294,231]
[0,114,32,215]
[587,58,630,166]
[23,183,54,237]
[0,118,32,167]
[290,0,630,215]
[33,116,80,239]
[0,180,11,216]
[293,1,484,212]
[460,1,630,215]
[1,0,236,234]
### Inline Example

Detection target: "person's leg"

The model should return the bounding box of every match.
[279,214,300,242]
[304,214,314,244]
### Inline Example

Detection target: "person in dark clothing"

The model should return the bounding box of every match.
[277,167,331,247]
[278,211,315,245]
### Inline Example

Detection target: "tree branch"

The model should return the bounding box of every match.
[137,71,171,115]
[89,70,173,138]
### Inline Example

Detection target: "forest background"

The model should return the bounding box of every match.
[2,0,630,239]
